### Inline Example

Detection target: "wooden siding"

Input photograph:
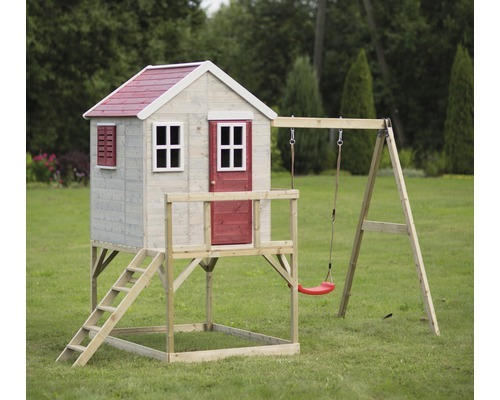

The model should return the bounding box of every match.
[144,71,271,249]
[90,118,144,247]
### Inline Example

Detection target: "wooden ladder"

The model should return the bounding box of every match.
[56,249,164,367]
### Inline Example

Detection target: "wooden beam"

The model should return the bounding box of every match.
[289,198,299,344]
[277,254,291,275]
[173,258,203,292]
[109,323,205,335]
[173,241,293,254]
[362,220,408,235]
[204,201,211,248]
[90,245,97,311]
[212,323,291,345]
[271,116,385,130]
[89,331,167,362]
[169,343,300,363]
[172,244,293,259]
[91,240,140,254]
[166,190,299,203]
[92,248,108,276]
[93,250,119,278]
[386,125,440,335]
[253,200,261,247]
[262,254,293,286]
[165,198,175,358]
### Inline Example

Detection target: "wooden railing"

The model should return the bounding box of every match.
[164,190,299,259]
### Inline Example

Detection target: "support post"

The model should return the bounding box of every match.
[386,124,440,335]
[90,244,97,311]
[289,199,299,343]
[253,200,261,247]
[165,198,175,359]
[206,261,214,331]
[338,128,386,318]
[204,201,211,248]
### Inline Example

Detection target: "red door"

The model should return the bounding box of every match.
[209,120,252,245]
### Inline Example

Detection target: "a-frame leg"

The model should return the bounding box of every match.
[337,130,386,318]
[386,125,440,335]
[338,120,440,336]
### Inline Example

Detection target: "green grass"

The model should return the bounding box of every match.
[27,173,473,399]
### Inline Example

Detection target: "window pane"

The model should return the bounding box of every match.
[221,149,230,168]
[156,126,166,145]
[234,149,243,168]
[170,149,180,168]
[234,126,243,145]
[170,126,180,145]
[221,126,230,145]
[157,149,167,168]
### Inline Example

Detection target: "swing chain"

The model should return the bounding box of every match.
[289,127,295,145]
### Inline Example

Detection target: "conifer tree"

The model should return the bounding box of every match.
[339,49,377,174]
[444,44,474,174]
[278,56,327,174]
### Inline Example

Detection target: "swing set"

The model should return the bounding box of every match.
[276,116,439,339]
[57,116,439,367]
[288,123,342,296]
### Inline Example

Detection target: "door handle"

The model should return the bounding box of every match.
[211,180,216,185]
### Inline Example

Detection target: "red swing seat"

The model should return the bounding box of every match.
[298,281,335,295]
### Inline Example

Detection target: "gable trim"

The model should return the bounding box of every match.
[137,61,277,120]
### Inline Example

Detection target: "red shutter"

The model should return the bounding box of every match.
[97,125,116,167]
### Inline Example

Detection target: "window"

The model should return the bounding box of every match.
[97,124,116,168]
[152,123,184,172]
[217,123,246,171]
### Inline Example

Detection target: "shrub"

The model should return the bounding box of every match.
[398,148,415,169]
[58,150,90,186]
[26,153,36,183]
[423,151,447,177]
[31,153,61,184]
[378,147,414,170]
[277,56,327,174]
[444,44,474,174]
[340,49,377,175]
[271,127,285,172]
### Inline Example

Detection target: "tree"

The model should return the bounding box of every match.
[278,56,327,174]
[313,0,327,81]
[339,49,376,175]
[27,0,206,154]
[444,44,473,174]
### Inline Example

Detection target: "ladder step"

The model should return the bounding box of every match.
[83,325,101,332]
[127,267,147,274]
[112,286,131,293]
[97,305,117,313]
[67,344,86,353]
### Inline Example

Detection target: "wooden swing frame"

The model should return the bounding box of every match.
[272,116,439,336]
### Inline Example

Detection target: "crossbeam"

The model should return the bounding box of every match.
[271,116,385,130]
[166,189,299,203]
[362,220,408,235]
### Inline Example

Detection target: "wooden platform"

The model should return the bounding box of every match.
[90,323,299,363]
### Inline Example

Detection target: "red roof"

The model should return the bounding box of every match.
[84,63,201,118]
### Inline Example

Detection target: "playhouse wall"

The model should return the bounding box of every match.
[89,118,144,247]
[144,71,271,249]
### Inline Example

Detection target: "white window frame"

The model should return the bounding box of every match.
[152,122,184,172]
[217,122,246,172]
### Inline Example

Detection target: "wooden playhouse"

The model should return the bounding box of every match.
[57,61,439,367]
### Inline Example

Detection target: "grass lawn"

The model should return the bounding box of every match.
[27,173,473,399]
